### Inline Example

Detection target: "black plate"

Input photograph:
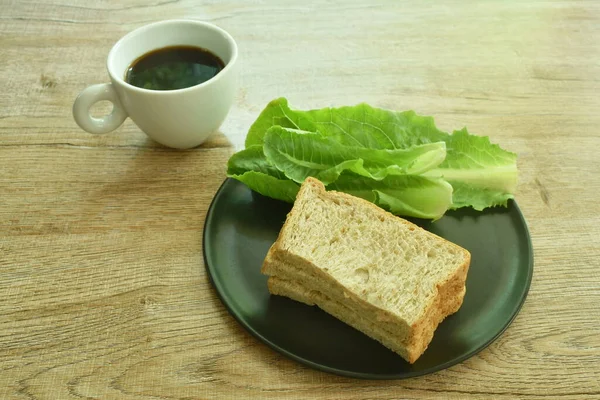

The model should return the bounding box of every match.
[203,178,533,379]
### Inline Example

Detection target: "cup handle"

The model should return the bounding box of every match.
[72,83,128,134]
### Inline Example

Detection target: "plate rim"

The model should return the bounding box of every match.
[203,178,534,379]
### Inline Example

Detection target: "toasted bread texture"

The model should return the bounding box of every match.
[262,177,471,363]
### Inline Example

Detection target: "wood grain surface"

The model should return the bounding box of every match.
[1,0,599,399]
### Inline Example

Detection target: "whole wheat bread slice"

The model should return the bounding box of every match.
[268,276,419,361]
[263,252,466,341]
[262,177,471,363]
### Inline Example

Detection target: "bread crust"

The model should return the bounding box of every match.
[262,177,471,363]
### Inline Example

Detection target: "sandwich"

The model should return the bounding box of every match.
[261,177,471,363]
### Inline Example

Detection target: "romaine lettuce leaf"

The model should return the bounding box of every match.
[227,145,300,202]
[228,171,299,203]
[423,128,518,209]
[263,126,447,185]
[304,104,447,149]
[246,97,447,149]
[227,145,284,178]
[245,98,316,147]
[328,173,453,220]
[229,98,518,219]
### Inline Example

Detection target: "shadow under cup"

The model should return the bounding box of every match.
[107,20,238,149]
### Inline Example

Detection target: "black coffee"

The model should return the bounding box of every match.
[125,45,225,91]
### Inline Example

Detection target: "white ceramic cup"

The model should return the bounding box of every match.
[73,20,238,149]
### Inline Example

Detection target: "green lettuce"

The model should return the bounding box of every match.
[423,128,518,210]
[226,145,300,203]
[228,171,299,203]
[245,97,447,149]
[227,98,518,219]
[329,173,453,220]
[263,126,447,185]
[245,98,316,147]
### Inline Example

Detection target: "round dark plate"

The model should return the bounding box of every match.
[203,178,533,379]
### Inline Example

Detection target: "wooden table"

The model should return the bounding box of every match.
[2,1,599,398]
